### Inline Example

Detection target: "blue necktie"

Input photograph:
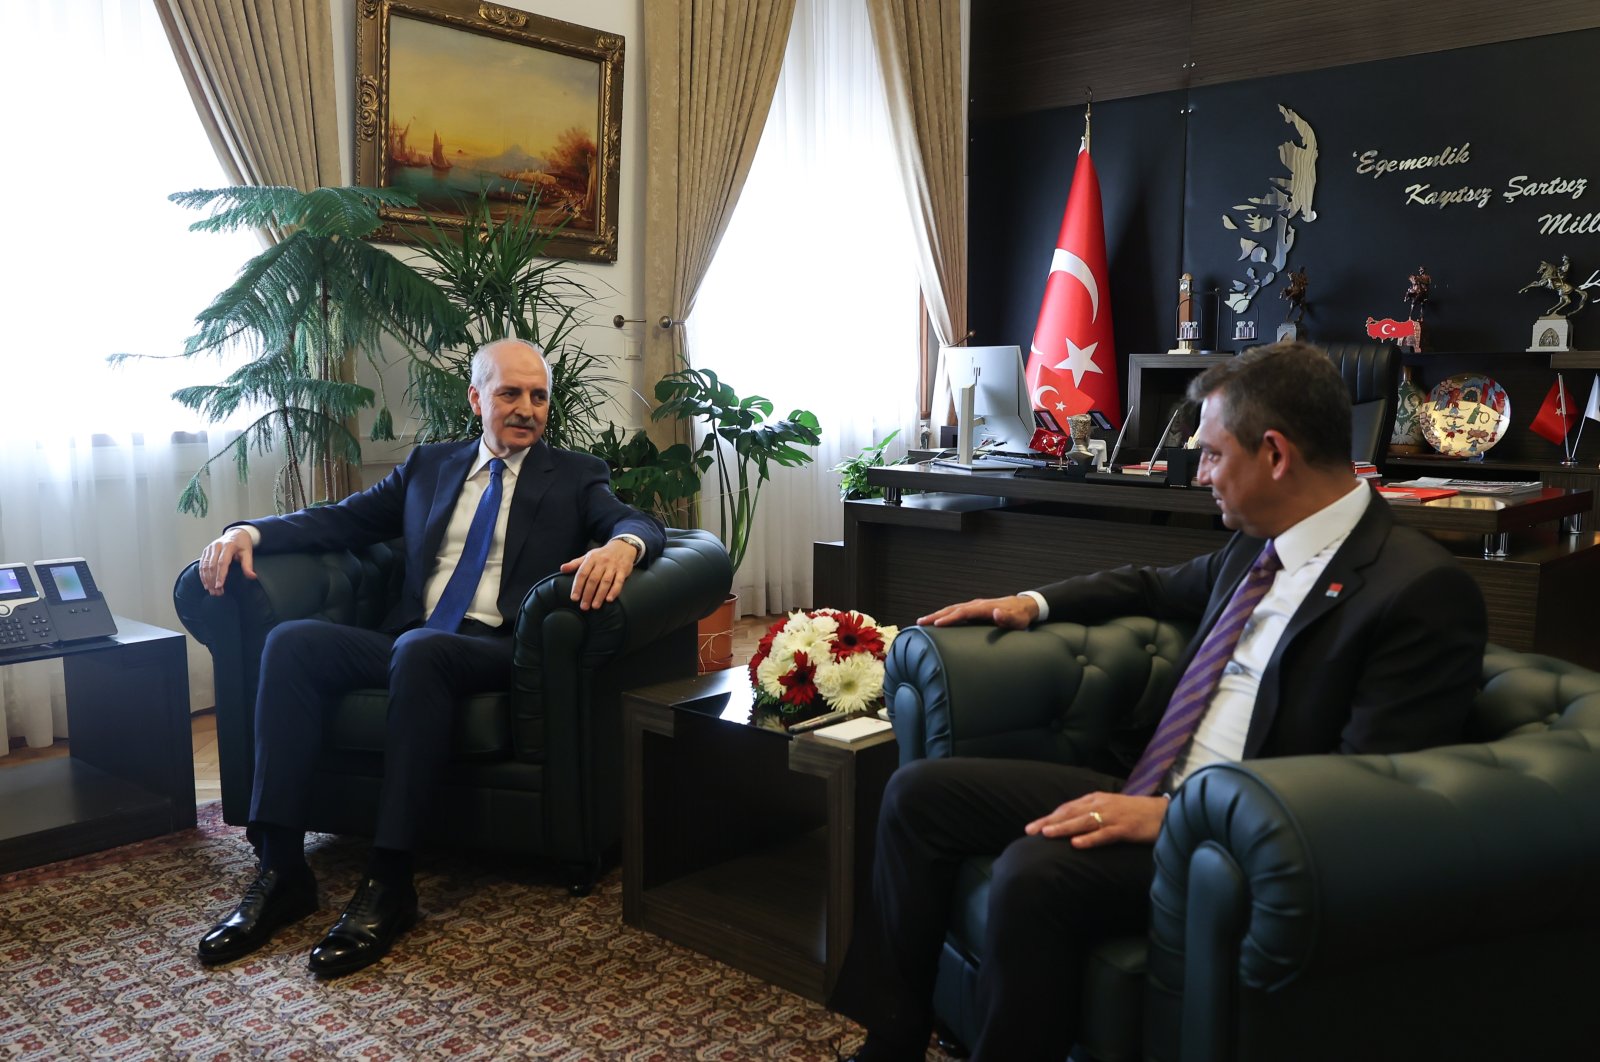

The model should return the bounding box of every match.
[426,457,505,632]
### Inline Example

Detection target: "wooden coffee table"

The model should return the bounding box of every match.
[621,669,898,1002]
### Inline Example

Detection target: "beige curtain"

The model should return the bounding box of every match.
[642,0,799,451]
[867,0,967,423]
[153,0,341,192]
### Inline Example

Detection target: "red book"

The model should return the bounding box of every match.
[1376,485,1459,503]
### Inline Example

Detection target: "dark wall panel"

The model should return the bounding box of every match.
[972,27,1600,405]
[973,0,1600,116]
[968,93,1187,379]
[1182,30,1600,353]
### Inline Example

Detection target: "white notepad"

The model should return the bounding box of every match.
[811,716,893,745]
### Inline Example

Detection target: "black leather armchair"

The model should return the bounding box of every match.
[174,527,732,892]
[884,618,1600,1061]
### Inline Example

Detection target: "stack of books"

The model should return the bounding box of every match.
[1353,461,1381,480]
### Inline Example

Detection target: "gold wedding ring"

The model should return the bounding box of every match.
[1090,811,1104,827]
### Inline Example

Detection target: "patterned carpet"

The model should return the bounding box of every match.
[0,804,864,1060]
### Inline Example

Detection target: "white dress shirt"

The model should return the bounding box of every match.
[421,442,527,628]
[1166,481,1370,787]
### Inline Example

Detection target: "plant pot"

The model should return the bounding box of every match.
[697,593,737,674]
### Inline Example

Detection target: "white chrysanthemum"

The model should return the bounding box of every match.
[773,614,836,663]
[878,624,900,651]
[814,652,883,714]
[756,651,801,699]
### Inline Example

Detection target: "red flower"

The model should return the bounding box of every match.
[829,611,885,661]
[777,651,818,706]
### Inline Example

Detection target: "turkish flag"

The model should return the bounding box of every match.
[1530,378,1572,445]
[1025,139,1121,426]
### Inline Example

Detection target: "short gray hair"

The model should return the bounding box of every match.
[469,339,546,389]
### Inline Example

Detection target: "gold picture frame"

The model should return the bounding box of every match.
[355,0,622,261]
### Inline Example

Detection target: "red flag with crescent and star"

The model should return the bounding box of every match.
[1026,128,1121,426]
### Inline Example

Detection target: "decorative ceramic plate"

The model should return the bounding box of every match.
[1419,373,1511,457]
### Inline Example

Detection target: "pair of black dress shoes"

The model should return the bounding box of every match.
[196,868,417,977]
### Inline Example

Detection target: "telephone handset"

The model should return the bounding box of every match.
[0,558,117,651]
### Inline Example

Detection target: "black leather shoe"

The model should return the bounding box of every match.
[838,1034,926,1062]
[306,877,418,978]
[196,869,318,965]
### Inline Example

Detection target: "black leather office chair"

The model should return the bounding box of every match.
[1322,341,1401,464]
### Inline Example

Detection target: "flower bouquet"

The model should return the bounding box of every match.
[747,609,900,730]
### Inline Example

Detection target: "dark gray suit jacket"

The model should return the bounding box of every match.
[1037,487,1488,763]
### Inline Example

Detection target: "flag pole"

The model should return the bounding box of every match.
[1572,373,1595,458]
[1084,86,1092,152]
[1558,373,1575,465]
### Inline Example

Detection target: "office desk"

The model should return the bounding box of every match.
[839,467,1599,667]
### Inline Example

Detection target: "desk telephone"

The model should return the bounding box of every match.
[0,558,117,651]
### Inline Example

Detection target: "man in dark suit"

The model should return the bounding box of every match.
[193,338,664,977]
[832,341,1487,1061]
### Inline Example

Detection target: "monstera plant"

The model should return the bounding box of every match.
[652,368,822,575]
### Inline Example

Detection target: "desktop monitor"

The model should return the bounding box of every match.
[943,345,1035,463]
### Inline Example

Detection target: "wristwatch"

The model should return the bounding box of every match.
[613,533,646,561]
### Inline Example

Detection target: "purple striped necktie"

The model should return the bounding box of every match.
[1122,541,1282,796]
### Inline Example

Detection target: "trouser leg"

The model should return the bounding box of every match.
[829,758,1123,1052]
[249,620,394,832]
[970,832,1154,1062]
[371,628,514,852]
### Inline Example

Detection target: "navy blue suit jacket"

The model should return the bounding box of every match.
[245,439,665,632]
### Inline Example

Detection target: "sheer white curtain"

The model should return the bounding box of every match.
[0,1,277,750]
[686,0,921,617]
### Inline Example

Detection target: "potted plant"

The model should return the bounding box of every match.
[397,188,617,452]
[111,185,462,516]
[832,429,902,500]
[652,368,822,670]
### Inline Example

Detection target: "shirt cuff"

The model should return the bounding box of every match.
[226,524,261,547]
[612,533,646,562]
[1019,589,1048,623]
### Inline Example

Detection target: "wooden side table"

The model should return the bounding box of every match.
[0,618,195,872]
[622,669,898,1002]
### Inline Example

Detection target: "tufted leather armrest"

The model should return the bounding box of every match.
[1146,727,1600,1061]
[885,616,1193,769]
[508,527,732,761]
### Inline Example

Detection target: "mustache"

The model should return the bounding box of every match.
[504,415,540,428]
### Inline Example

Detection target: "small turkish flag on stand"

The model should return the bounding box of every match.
[1025,118,1121,426]
[1530,376,1572,446]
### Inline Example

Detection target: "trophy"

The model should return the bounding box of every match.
[1170,273,1202,353]
[1277,266,1309,342]
[1520,255,1588,351]
[1401,266,1430,353]
[1066,414,1097,468]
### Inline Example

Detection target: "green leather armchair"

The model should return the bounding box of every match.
[884,618,1600,1062]
[174,528,731,894]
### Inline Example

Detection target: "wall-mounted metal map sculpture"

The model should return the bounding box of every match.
[1222,106,1319,313]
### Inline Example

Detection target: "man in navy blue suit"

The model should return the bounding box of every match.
[193,338,664,977]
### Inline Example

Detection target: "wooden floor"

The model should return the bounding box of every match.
[1,614,786,802]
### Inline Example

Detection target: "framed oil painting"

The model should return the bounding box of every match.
[355,0,622,261]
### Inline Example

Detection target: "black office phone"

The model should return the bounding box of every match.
[32,557,118,644]
[0,562,57,649]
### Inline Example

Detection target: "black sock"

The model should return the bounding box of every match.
[257,823,309,879]
[364,847,414,890]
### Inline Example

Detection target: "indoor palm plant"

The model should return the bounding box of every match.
[112,185,462,516]
[398,188,616,452]
[652,368,822,576]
